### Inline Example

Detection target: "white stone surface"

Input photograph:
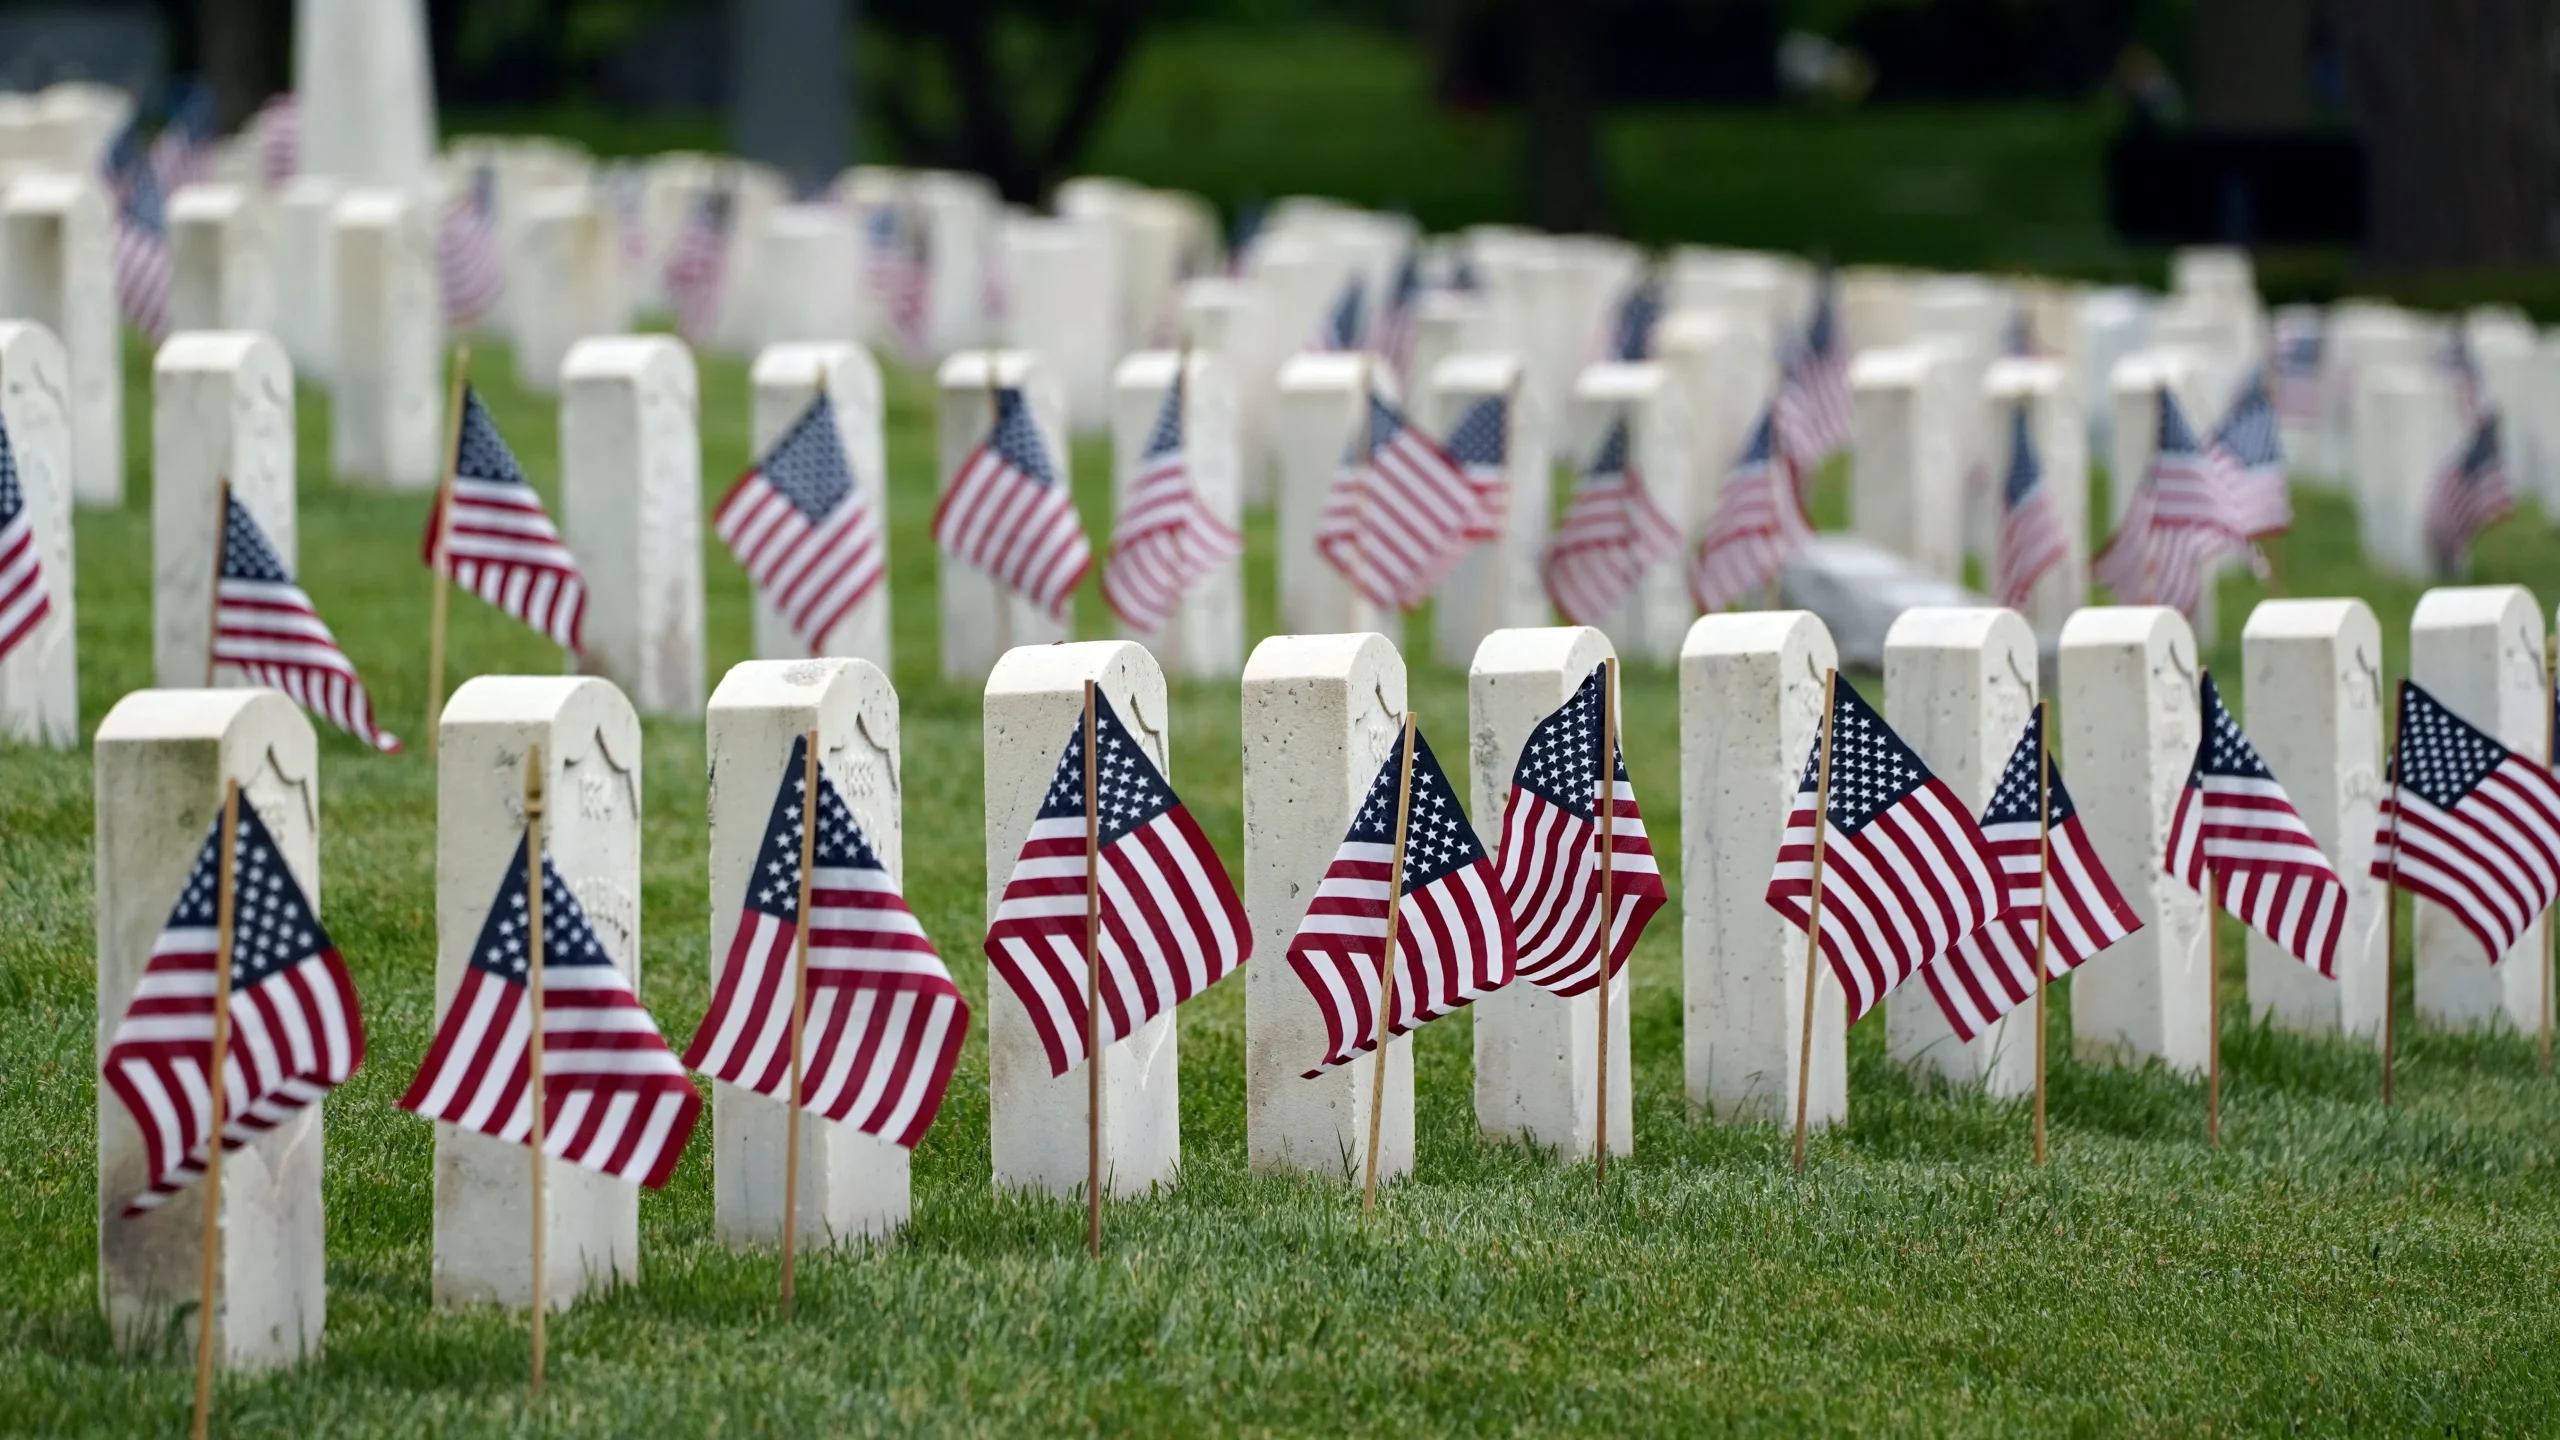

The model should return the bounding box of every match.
[2105,349,2202,525]
[983,641,1181,1196]
[1681,610,1845,1124]
[2326,303,2433,502]
[1427,354,1544,664]
[1407,291,1488,410]
[1571,361,1694,664]
[0,321,74,746]
[2354,363,2461,578]
[915,170,999,355]
[2058,606,2210,1071]
[1110,349,1243,675]
[748,342,889,667]
[1275,352,1400,639]
[1467,626,1630,1155]
[1852,344,1968,583]
[28,82,130,176]
[1178,275,1272,505]
[1242,631,1414,1178]
[2240,599,2387,1041]
[1837,266,1915,352]
[331,188,445,490]
[755,203,864,352]
[936,351,1074,682]
[154,333,296,691]
[432,675,642,1308]
[2075,288,2151,474]
[168,185,276,338]
[2409,586,2548,1030]
[271,177,343,384]
[512,191,626,396]
[1882,607,2038,1092]
[95,688,322,1365]
[707,657,912,1246]
[1002,214,1119,433]
[0,173,119,507]
[1986,356,2089,632]
[293,0,437,189]
[560,335,704,718]
[1657,305,1776,526]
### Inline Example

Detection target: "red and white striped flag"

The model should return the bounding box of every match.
[1993,402,2067,609]
[684,737,966,1148]
[864,205,931,367]
[664,188,733,345]
[102,800,365,1214]
[2372,680,2560,965]
[2424,412,2511,575]
[1766,675,2004,1023]
[2167,673,2350,977]
[0,415,54,666]
[1313,391,1501,611]
[253,93,300,187]
[1543,417,1680,626]
[1497,664,1665,996]
[423,386,587,650]
[984,691,1249,1076]
[1102,369,1240,633]
[932,386,1091,621]
[1285,722,1518,1075]
[2210,371,2290,539]
[1689,405,1810,612]
[2093,387,2249,616]
[436,164,505,329]
[108,139,172,342]
[215,496,399,752]
[1921,708,2141,1042]
[1774,275,1852,475]
[400,835,701,1188]
[2271,308,2323,427]
[715,392,885,652]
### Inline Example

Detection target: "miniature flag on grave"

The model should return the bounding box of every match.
[715,390,886,651]
[1993,402,2067,609]
[1313,390,1501,610]
[1544,417,1679,626]
[1315,275,1366,352]
[664,187,733,346]
[865,205,931,367]
[0,413,52,666]
[437,163,504,328]
[1102,366,1241,632]
[107,126,173,341]
[424,385,588,650]
[2271,309,2323,426]
[2372,681,2560,966]
[2211,370,2290,539]
[216,495,400,752]
[1774,273,1853,474]
[1607,273,1662,361]
[933,385,1092,620]
[2093,388,2248,616]
[1689,405,1811,612]
[1374,250,1422,376]
[686,736,967,1148]
[102,800,365,1214]
[2166,673,2351,977]
[2424,412,2512,575]
[1499,663,1665,996]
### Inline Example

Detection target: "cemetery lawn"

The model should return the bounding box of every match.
[6,338,2560,1436]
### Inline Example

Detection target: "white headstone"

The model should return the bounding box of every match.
[1572,361,1694,664]
[1985,355,2089,632]
[754,203,864,351]
[1681,610,1845,1125]
[1407,291,1489,416]
[1110,349,1243,676]
[293,0,437,189]
[1178,275,1273,505]
[2354,363,2460,578]
[935,350,1073,682]
[1881,606,2038,1092]
[154,333,296,691]
[1852,344,1967,582]
[30,82,130,176]
[168,185,276,338]
[2324,302,2431,491]
[1425,354,1545,663]
[331,188,445,490]
[2240,599,2387,1040]
[0,321,74,745]
[707,657,913,1245]
[1241,631,1414,1177]
[1656,306,1775,518]
[94,688,322,1365]
[1002,214,1119,433]
[1838,266,1916,352]
[1467,626,1630,1156]
[983,641,1181,1196]
[2106,348,2201,525]
[706,163,791,359]
[432,675,642,1307]
[915,170,998,355]
[1274,352,1399,639]
[0,173,119,508]
[2057,606,2210,1070]
[1252,233,1345,375]
[271,177,343,385]
[512,191,626,395]
[560,335,704,718]
[748,342,889,666]
[2527,333,2560,514]
[2409,586,2547,1030]
[2074,287,2151,471]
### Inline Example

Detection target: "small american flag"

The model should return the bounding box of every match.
[932,386,1091,620]
[1920,707,2141,1043]
[2423,412,2511,574]
[2373,681,2560,967]
[683,737,967,1148]
[715,392,885,652]
[2211,371,2290,538]
[1774,274,1853,474]
[107,129,172,341]
[1993,402,2067,609]
[1315,275,1366,352]
[1607,273,1663,362]
[1498,664,1666,996]
[2092,388,2247,616]
[215,495,399,753]
[2271,307,2323,427]
[1688,405,1810,613]
[1543,417,1680,625]
[424,386,587,651]
[984,692,1248,1077]
[1765,675,2004,1024]
[664,188,733,346]
[1373,250,1422,377]
[865,205,931,367]
[0,414,53,666]
[2166,673,2350,978]
[1102,369,1240,633]
[399,834,701,1189]
[2000,302,2039,358]
[437,164,505,329]
[147,82,217,195]
[102,800,365,1215]
[1285,722,1517,1075]
[1313,391,1500,611]
[253,93,300,187]
[2443,332,2485,420]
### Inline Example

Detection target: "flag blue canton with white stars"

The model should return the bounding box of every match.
[2001,406,2042,507]
[2156,386,2205,457]
[1511,664,1628,821]
[755,395,857,522]
[2395,682,2512,810]
[2452,414,2503,486]
[1350,726,1484,892]
[1035,692,1177,845]
[2195,674,2275,781]
[171,802,332,988]
[221,495,293,583]
[1981,708,2076,827]
[2216,376,2281,467]
[988,388,1062,489]
[1444,394,1507,469]
[456,386,534,488]
[1142,374,1184,459]
[1799,678,1932,835]
[1587,418,1631,480]
[0,412,23,521]
[746,734,885,922]
[1740,408,1779,467]
[466,835,614,979]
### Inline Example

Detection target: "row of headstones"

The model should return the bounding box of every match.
[102,586,2546,1366]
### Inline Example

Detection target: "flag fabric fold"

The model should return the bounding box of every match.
[1498,664,1666,997]
[216,495,400,752]
[2093,387,2249,616]
[1993,402,2067,610]
[932,386,1092,620]
[2424,412,2512,575]
[1774,274,1852,475]
[2166,673,2351,978]
[425,385,587,650]
[715,390,886,652]
[1313,391,1500,611]
[2371,680,2560,967]
[0,413,54,667]
[1544,418,1680,626]
[1102,369,1242,632]
[1689,406,1810,613]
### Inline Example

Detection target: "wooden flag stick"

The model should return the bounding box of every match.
[2382,678,2407,1109]
[1083,681,1104,1257]
[1791,668,1841,1173]
[2545,633,2555,1078]
[781,727,819,1314]
[2031,701,2053,1167]
[524,743,549,1398]
[189,780,243,1440]
[2207,867,2223,1148]
[204,478,230,688]
[1363,711,1420,1214]
[425,346,472,752]
[1593,656,1618,1184]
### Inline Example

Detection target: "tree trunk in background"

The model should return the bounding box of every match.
[198,0,272,129]
[2337,0,2553,267]
[2191,0,2310,129]
[1516,0,1607,231]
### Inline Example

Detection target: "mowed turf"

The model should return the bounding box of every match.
[3,334,2560,1436]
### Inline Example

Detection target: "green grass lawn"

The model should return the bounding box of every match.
[4,333,2560,1436]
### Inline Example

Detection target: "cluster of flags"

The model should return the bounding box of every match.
[2093,378,2287,616]
[2424,337,2514,574]
[1689,275,1850,613]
